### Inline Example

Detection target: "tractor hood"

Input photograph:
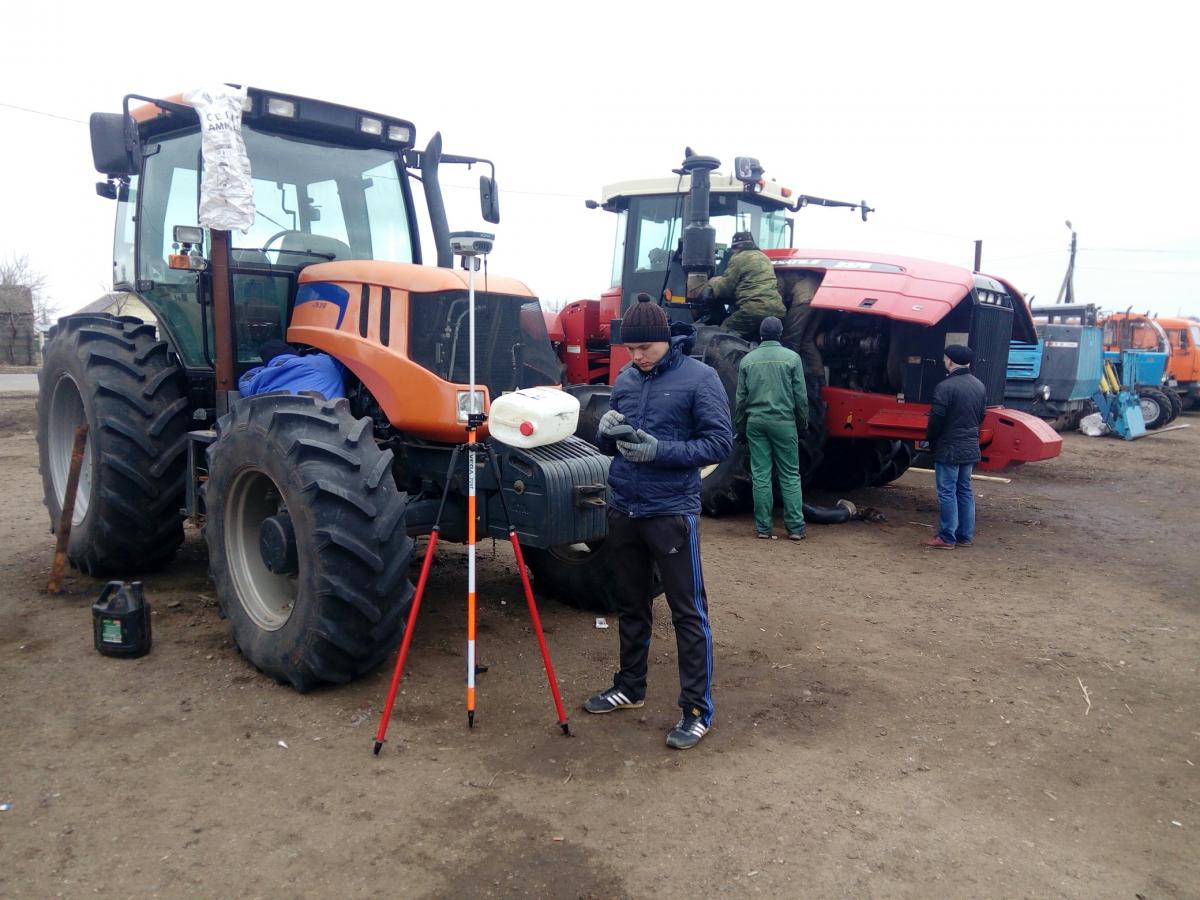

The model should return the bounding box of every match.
[767,249,1037,344]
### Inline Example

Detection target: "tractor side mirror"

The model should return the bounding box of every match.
[90,112,138,177]
[480,175,500,225]
[95,179,131,202]
[733,156,764,185]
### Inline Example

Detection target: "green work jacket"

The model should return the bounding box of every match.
[734,341,808,436]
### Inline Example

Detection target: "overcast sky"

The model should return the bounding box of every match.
[2,1,1196,320]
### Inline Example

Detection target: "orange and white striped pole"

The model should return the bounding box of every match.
[466,249,480,729]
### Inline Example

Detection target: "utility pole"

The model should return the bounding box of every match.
[1056,220,1077,304]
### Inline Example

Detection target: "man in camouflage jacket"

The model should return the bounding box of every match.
[702,232,787,342]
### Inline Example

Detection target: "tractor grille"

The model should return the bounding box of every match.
[971,303,1015,405]
[1006,340,1043,380]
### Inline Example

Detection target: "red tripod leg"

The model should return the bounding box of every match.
[508,531,570,735]
[373,531,440,754]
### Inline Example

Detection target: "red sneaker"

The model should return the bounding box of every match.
[921,536,956,549]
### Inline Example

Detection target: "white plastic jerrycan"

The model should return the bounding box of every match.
[488,386,580,449]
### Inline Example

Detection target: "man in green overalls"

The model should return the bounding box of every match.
[734,316,808,540]
[702,232,787,342]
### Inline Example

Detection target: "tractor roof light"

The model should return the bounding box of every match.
[266,97,297,118]
[387,124,412,143]
[173,225,204,245]
[360,116,383,136]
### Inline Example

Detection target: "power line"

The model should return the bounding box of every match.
[1081,246,1200,255]
[0,100,86,125]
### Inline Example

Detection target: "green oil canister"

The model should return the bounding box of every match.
[92,581,152,658]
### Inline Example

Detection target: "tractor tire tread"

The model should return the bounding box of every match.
[37,313,189,575]
[205,394,414,691]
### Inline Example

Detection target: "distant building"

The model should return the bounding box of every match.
[74,292,157,323]
[0,285,37,365]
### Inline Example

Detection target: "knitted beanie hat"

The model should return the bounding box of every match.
[760,316,783,340]
[620,293,671,344]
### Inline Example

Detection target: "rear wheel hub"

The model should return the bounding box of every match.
[259,513,299,576]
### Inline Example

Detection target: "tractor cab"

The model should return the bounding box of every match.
[597,167,796,319]
[90,87,552,432]
[96,90,430,378]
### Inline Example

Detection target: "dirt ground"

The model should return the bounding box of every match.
[0,391,1196,899]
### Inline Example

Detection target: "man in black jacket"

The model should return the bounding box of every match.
[922,344,986,549]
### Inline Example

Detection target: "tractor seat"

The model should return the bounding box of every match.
[275,232,352,269]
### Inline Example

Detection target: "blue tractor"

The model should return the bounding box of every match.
[1100,312,1179,429]
[1004,303,1105,430]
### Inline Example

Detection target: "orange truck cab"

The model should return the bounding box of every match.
[1158,317,1200,408]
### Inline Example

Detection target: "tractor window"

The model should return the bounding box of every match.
[610,210,627,288]
[363,160,414,264]
[139,131,206,367]
[1191,325,1200,348]
[307,179,349,243]
[710,198,790,272]
[112,176,138,289]
[408,291,562,393]
[632,197,682,272]
[232,128,415,265]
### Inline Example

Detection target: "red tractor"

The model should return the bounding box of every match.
[547,152,1062,515]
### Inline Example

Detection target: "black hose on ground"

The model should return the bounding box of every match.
[802,499,886,525]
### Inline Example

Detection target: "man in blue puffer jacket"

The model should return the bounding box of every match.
[583,293,733,750]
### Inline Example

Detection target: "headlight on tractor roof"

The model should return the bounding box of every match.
[387,124,412,143]
[266,97,296,118]
[359,116,383,136]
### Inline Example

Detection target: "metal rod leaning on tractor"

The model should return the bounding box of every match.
[46,424,89,594]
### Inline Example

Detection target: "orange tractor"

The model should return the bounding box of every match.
[38,87,617,690]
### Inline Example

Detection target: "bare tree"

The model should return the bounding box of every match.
[0,253,48,296]
[0,254,52,363]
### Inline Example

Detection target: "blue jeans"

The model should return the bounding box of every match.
[934,462,975,544]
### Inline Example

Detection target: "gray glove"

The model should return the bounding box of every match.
[598,409,626,438]
[616,429,658,463]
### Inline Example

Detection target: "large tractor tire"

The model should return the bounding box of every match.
[691,326,754,516]
[37,314,191,575]
[1137,387,1172,430]
[810,438,913,491]
[524,539,663,614]
[1163,388,1183,423]
[205,394,414,691]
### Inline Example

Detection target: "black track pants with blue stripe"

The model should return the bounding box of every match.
[607,509,715,725]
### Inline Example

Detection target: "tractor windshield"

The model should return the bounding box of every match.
[137,123,416,369]
[624,194,790,277]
